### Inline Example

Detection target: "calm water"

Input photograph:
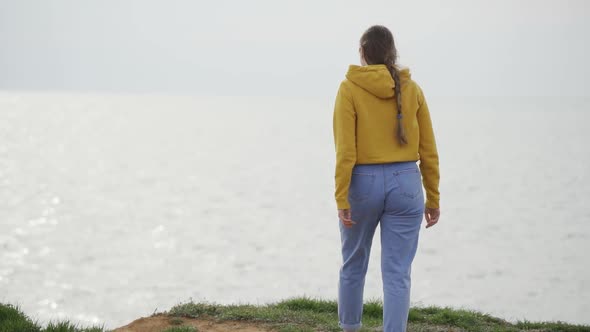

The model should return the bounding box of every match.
[0,92,589,329]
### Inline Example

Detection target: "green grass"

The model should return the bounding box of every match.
[2,296,589,332]
[166,295,590,332]
[0,302,106,332]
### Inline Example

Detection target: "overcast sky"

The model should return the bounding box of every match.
[0,0,588,97]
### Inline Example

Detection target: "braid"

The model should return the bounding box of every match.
[386,63,408,145]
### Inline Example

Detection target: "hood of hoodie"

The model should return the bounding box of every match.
[345,64,411,99]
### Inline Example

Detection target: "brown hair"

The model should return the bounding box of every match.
[360,25,408,145]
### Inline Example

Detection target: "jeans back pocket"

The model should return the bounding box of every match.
[392,168,423,199]
[348,172,375,202]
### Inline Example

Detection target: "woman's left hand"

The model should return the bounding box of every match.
[338,209,357,228]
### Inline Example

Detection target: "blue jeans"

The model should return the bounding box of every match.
[338,161,425,332]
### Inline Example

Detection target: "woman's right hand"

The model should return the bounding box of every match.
[424,207,440,228]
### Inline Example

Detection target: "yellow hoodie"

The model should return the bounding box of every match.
[332,64,440,210]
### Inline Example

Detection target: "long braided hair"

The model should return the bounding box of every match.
[360,25,408,145]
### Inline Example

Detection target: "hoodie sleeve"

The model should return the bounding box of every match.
[416,84,440,209]
[333,81,357,210]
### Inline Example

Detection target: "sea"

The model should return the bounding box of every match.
[0,91,589,330]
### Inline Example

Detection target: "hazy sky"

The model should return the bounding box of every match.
[0,0,588,97]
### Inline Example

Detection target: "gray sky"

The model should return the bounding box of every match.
[0,0,588,97]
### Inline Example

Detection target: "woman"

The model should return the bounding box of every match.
[332,25,440,332]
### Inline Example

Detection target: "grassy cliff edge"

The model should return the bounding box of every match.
[1,296,589,332]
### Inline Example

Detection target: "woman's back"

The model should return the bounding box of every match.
[333,63,440,211]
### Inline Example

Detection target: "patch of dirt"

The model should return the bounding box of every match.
[112,313,274,332]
